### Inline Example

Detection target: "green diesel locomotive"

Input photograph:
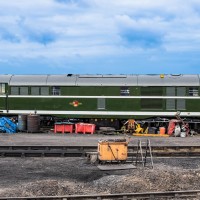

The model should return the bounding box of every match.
[0,74,200,130]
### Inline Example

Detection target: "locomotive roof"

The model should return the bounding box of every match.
[138,74,200,86]
[0,75,13,83]
[76,75,138,86]
[8,75,48,86]
[1,74,199,86]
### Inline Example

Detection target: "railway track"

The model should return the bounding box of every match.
[0,145,200,157]
[0,190,200,199]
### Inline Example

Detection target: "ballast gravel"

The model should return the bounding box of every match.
[0,157,200,198]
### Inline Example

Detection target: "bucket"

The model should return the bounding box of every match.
[18,114,27,132]
[180,132,186,137]
[159,127,166,135]
[27,115,40,133]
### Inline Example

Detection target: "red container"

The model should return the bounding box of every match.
[63,124,73,133]
[54,123,74,133]
[54,123,64,133]
[75,123,95,134]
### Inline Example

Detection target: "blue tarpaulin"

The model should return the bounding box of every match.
[0,117,17,134]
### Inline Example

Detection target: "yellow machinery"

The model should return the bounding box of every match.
[122,119,146,134]
[98,139,128,162]
[87,138,136,170]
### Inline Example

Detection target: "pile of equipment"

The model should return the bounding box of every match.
[0,117,17,134]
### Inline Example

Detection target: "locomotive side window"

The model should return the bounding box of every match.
[189,87,199,96]
[41,87,49,95]
[166,87,175,96]
[0,83,5,94]
[177,87,186,96]
[31,87,49,95]
[11,87,19,95]
[31,87,40,95]
[52,86,60,95]
[19,87,28,95]
[120,87,130,96]
[11,86,28,95]
[98,98,105,110]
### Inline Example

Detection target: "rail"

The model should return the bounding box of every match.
[0,145,200,157]
[0,190,200,199]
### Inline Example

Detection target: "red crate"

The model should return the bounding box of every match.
[54,123,73,133]
[75,123,95,134]
[54,123,64,133]
[63,124,73,133]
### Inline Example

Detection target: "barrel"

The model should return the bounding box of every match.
[27,115,40,133]
[18,114,27,132]
[159,127,166,135]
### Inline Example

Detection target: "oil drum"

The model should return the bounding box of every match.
[18,114,27,132]
[27,114,40,133]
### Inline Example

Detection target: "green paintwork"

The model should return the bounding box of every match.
[106,99,140,111]
[61,86,140,96]
[0,85,199,120]
[61,86,120,96]
[0,97,5,110]
[186,99,200,111]
[7,96,200,112]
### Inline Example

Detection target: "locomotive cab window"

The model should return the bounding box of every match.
[0,83,6,94]
[120,87,130,96]
[189,87,199,96]
[52,86,61,95]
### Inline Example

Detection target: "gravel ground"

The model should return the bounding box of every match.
[0,157,200,198]
[0,133,200,199]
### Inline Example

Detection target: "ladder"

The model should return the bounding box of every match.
[135,139,154,169]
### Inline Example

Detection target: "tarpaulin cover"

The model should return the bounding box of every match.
[0,117,17,134]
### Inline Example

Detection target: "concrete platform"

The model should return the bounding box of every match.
[0,132,200,146]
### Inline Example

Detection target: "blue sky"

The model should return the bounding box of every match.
[0,0,200,74]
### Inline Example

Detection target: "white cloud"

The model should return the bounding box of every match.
[0,0,200,74]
